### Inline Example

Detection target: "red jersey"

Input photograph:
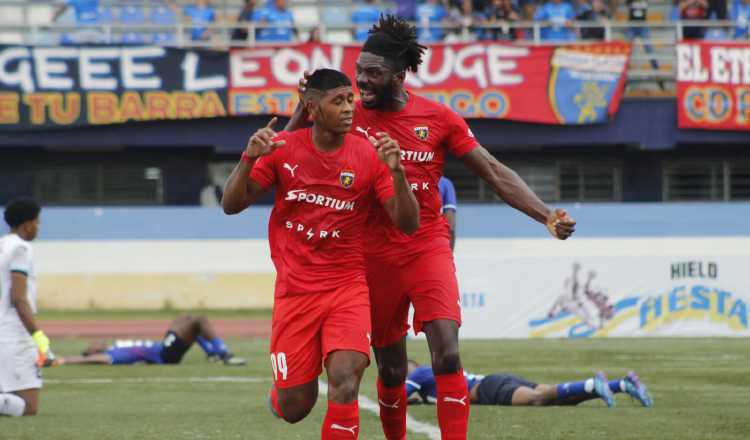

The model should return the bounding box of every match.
[249,128,395,297]
[352,93,478,261]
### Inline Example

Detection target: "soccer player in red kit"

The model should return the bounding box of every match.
[287,16,576,440]
[222,69,420,439]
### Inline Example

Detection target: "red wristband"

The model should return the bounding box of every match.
[241,151,252,164]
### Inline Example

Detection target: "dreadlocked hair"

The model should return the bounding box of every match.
[365,14,426,73]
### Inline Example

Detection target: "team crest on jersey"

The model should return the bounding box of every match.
[414,126,429,141]
[340,170,355,188]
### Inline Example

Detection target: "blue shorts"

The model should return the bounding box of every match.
[476,374,537,406]
[107,343,164,365]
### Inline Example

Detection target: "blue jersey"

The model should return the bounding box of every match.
[416,3,448,42]
[352,5,382,41]
[406,366,484,403]
[438,177,457,213]
[106,339,164,365]
[253,7,295,42]
[734,2,750,37]
[534,2,576,41]
[184,5,216,41]
[66,0,100,24]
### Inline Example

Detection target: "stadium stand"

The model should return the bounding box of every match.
[0,0,747,207]
[0,0,741,92]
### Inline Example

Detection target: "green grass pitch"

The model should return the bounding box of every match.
[3,337,748,440]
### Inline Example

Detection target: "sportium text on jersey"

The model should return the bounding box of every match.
[353,93,478,261]
[249,128,395,297]
[284,189,356,211]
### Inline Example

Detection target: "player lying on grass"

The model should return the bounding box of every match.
[406,360,653,408]
[56,315,245,366]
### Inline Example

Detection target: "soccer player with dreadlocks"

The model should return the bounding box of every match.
[287,16,576,440]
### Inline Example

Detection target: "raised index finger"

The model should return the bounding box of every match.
[265,117,278,129]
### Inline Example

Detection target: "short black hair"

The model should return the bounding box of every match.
[306,68,352,93]
[4,197,41,229]
[363,14,426,73]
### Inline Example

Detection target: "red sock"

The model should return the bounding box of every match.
[377,377,407,440]
[322,401,359,439]
[435,370,470,440]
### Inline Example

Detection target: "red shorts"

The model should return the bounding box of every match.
[366,249,461,348]
[269,283,371,389]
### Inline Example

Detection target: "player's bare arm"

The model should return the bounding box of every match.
[10,270,53,364]
[10,271,38,335]
[374,132,420,234]
[222,117,286,214]
[444,209,456,251]
[460,146,576,240]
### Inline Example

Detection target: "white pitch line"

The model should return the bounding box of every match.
[46,376,441,439]
[319,380,441,440]
[45,376,264,385]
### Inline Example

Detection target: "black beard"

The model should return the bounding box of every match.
[362,80,398,109]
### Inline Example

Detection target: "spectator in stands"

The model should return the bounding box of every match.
[183,0,217,42]
[308,26,323,43]
[708,0,729,20]
[626,0,662,87]
[534,0,577,41]
[447,0,493,41]
[448,0,492,18]
[520,0,540,22]
[733,0,750,37]
[151,2,178,44]
[480,0,521,40]
[253,0,297,42]
[394,0,418,21]
[352,0,383,42]
[52,0,104,44]
[577,0,609,39]
[53,0,100,25]
[231,0,257,42]
[417,0,450,42]
[678,0,709,39]
[119,3,148,45]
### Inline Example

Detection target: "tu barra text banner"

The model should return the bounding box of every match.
[0,42,630,130]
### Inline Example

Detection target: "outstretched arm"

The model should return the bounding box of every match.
[59,354,112,365]
[374,133,420,234]
[222,117,285,214]
[460,146,575,239]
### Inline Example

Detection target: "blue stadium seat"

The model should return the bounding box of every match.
[150,4,177,44]
[150,4,177,25]
[322,6,351,28]
[150,32,175,44]
[704,28,728,40]
[121,32,146,45]
[97,6,113,24]
[118,5,146,24]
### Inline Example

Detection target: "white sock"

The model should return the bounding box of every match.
[584,379,595,393]
[0,393,25,417]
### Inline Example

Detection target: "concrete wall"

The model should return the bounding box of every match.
[27,203,750,310]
